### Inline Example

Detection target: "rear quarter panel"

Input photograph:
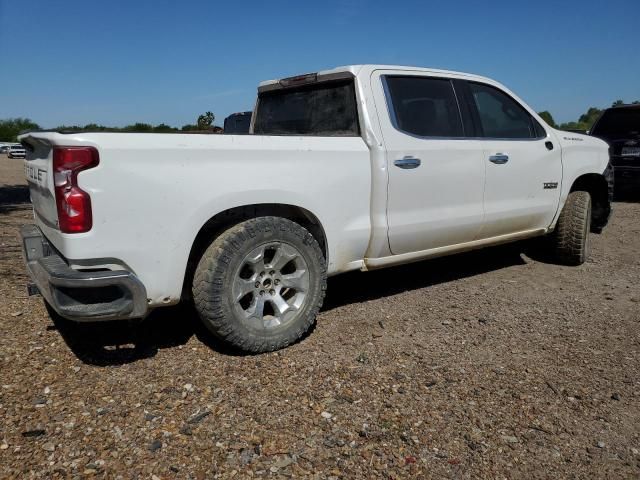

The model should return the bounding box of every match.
[21,133,372,306]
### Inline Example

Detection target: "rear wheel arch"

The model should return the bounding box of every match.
[191,216,327,352]
[568,173,610,233]
[182,204,328,298]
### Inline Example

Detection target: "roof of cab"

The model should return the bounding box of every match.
[258,64,494,89]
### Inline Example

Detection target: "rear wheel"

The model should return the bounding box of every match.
[552,191,592,265]
[192,216,326,353]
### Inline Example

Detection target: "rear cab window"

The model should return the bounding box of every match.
[253,79,360,136]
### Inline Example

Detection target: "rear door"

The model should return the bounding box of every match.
[464,81,562,238]
[371,71,486,255]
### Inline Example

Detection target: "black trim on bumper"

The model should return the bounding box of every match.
[20,225,148,321]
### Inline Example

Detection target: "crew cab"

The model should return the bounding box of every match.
[19,65,613,353]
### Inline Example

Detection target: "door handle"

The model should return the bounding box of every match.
[394,156,421,169]
[489,153,509,164]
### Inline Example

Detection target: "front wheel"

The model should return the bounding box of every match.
[192,217,327,353]
[551,190,592,265]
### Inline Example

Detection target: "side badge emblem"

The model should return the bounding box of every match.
[544,182,558,189]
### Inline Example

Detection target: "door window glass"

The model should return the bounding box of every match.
[385,76,464,138]
[469,82,537,139]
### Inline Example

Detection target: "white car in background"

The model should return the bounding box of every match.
[7,144,26,158]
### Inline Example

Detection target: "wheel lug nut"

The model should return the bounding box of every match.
[259,290,265,296]
[254,282,260,288]
[269,270,275,275]
[274,279,280,285]
[269,289,275,295]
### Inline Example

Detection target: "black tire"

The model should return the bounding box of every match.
[192,216,327,353]
[552,191,592,265]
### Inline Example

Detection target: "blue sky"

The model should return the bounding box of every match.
[1,0,638,128]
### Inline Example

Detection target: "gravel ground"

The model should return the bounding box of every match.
[1,153,639,479]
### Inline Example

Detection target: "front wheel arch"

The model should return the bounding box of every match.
[552,190,592,265]
[568,173,611,233]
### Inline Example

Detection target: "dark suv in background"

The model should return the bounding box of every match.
[223,111,252,134]
[590,105,640,190]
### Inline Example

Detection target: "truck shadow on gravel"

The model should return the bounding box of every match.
[52,241,539,366]
[51,305,224,366]
[323,242,537,311]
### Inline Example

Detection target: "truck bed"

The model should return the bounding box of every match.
[20,132,372,305]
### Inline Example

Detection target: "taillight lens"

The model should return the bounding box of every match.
[53,146,99,233]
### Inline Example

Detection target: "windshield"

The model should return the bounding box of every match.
[253,79,359,136]
[591,108,640,137]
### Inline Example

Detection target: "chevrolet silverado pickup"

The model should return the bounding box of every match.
[19,65,613,353]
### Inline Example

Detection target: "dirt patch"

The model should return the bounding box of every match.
[1,155,639,478]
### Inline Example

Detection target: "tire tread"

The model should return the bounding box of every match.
[553,191,591,265]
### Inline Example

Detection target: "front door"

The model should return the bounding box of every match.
[465,81,562,238]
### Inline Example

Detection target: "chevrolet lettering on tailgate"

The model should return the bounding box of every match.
[25,164,47,188]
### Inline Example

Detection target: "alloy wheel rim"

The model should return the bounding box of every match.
[231,242,310,329]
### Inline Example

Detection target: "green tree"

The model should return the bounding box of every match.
[578,107,602,126]
[0,118,41,141]
[181,124,200,132]
[153,123,178,133]
[122,122,153,133]
[559,107,603,131]
[558,121,585,131]
[197,111,215,129]
[53,124,117,132]
[83,123,111,131]
[612,99,640,106]
[53,124,83,132]
[537,111,557,128]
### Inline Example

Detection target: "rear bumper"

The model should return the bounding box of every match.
[20,224,148,321]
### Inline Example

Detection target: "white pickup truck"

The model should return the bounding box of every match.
[19,65,613,352]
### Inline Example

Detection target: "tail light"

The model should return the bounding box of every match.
[53,146,99,233]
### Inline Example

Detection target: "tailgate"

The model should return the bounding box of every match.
[21,136,58,229]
